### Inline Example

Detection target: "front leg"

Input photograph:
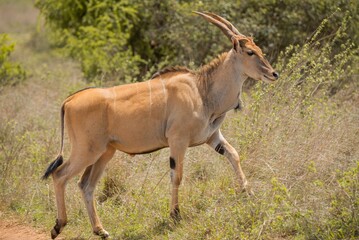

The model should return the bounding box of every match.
[207,130,251,193]
[168,137,188,221]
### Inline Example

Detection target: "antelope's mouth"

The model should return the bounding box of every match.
[263,75,276,82]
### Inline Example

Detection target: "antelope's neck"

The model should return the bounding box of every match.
[199,51,247,118]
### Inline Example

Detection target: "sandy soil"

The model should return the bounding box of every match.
[0,219,49,240]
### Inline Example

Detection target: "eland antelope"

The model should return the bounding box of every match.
[42,11,279,239]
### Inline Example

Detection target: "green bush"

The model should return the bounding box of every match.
[35,0,142,83]
[232,0,358,58]
[327,162,359,239]
[0,34,26,88]
[35,0,358,83]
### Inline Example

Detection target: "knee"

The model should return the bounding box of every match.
[78,180,93,194]
[78,181,95,199]
[175,175,182,185]
[77,173,91,192]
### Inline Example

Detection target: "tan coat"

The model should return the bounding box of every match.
[43,12,278,239]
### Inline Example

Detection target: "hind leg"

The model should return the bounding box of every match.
[51,149,104,239]
[78,146,116,238]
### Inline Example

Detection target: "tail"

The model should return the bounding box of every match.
[42,104,65,180]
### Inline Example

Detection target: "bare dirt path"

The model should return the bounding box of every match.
[0,219,49,240]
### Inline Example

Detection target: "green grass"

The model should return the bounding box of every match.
[0,1,358,239]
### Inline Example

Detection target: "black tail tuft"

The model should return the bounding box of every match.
[42,155,64,180]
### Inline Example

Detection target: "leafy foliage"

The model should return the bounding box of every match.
[327,163,359,239]
[36,0,358,83]
[35,0,142,83]
[0,34,26,88]
[232,0,358,58]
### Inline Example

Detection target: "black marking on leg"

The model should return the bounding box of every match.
[170,157,176,169]
[215,144,225,155]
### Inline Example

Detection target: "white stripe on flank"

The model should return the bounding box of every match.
[148,80,153,115]
[160,76,167,118]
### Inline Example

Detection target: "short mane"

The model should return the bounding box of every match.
[197,52,228,78]
[196,52,228,100]
[150,53,228,106]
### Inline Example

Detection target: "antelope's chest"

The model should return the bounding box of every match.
[189,113,226,146]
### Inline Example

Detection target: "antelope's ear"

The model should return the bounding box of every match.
[232,37,248,52]
[232,37,240,52]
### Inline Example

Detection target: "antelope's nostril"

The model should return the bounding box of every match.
[272,71,279,79]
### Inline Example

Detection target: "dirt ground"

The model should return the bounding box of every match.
[0,219,49,240]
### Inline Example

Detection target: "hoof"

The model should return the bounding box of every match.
[237,181,255,197]
[94,229,110,239]
[243,186,255,197]
[170,207,181,223]
[51,219,66,239]
[51,228,59,239]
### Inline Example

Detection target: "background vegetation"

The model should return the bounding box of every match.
[0,0,358,239]
[35,0,358,83]
[0,33,26,90]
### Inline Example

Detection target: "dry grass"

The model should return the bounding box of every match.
[0,1,358,239]
[0,0,38,33]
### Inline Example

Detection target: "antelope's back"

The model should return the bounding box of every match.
[63,71,202,154]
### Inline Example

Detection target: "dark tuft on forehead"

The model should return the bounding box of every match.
[244,37,263,56]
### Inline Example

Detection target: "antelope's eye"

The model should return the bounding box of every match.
[247,50,254,56]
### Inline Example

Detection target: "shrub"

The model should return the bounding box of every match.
[327,162,359,239]
[232,0,358,58]
[0,34,26,89]
[35,0,143,83]
[35,0,358,83]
